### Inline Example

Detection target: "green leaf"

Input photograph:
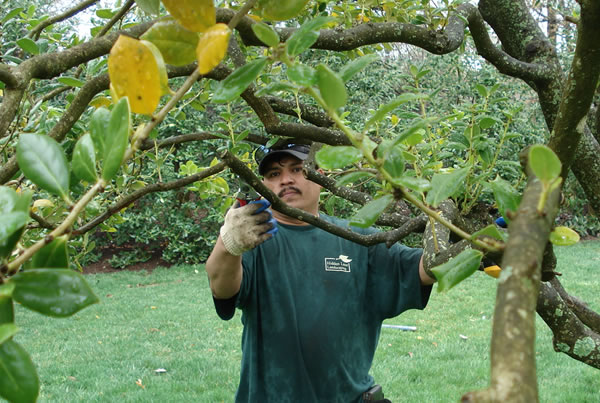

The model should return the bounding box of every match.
[135,0,160,15]
[286,16,333,57]
[392,176,431,193]
[528,144,562,183]
[102,98,131,181]
[425,167,470,207]
[0,324,18,345]
[90,107,110,158]
[490,176,521,224]
[14,190,32,215]
[0,212,29,245]
[377,140,405,179]
[479,116,499,129]
[432,249,483,292]
[31,236,69,269]
[0,190,29,260]
[72,133,98,183]
[287,63,317,87]
[336,171,374,187]
[316,64,347,110]
[0,293,14,324]
[57,77,85,88]
[350,194,394,228]
[339,54,378,82]
[0,340,39,403]
[475,84,488,98]
[251,22,280,47]
[399,127,425,147]
[255,81,299,96]
[471,224,507,242]
[213,58,268,103]
[96,8,116,19]
[11,269,99,318]
[549,226,580,246]
[140,16,198,66]
[316,145,362,169]
[16,38,39,55]
[2,8,23,24]
[0,187,18,214]
[0,284,15,299]
[17,133,70,199]
[364,94,426,132]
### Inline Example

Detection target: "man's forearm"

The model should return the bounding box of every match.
[205,236,243,299]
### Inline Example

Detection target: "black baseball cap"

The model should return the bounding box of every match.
[257,144,310,175]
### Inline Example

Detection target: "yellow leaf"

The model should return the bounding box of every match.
[162,0,215,33]
[196,23,231,75]
[89,96,112,109]
[484,265,502,279]
[32,199,54,212]
[108,35,167,115]
[141,40,171,96]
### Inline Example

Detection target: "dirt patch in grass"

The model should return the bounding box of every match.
[82,247,172,274]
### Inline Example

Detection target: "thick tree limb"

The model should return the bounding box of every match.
[422,200,458,276]
[537,281,600,369]
[549,277,600,333]
[264,96,335,128]
[0,65,19,88]
[548,0,600,179]
[463,164,560,402]
[0,87,25,141]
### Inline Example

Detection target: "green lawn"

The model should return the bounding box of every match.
[10,241,600,402]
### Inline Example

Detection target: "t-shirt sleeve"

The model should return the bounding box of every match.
[213,294,237,320]
[367,243,431,320]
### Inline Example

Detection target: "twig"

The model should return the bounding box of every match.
[29,0,99,40]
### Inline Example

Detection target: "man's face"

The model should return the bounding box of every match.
[261,155,321,217]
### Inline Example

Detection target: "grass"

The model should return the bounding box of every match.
[10,241,600,402]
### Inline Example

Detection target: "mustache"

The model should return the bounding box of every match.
[278,186,301,197]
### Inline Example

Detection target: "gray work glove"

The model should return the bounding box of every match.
[220,199,277,256]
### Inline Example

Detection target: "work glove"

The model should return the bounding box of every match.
[220,199,278,256]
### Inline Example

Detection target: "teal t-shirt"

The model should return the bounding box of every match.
[228,214,430,402]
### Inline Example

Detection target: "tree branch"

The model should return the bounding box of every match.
[0,87,25,141]
[73,162,227,235]
[264,96,335,128]
[29,0,99,40]
[0,64,19,88]
[223,151,423,246]
[95,0,136,38]
[463,155,561,402]
[548,0,600,178]
[550,277,600,333]
[537,281,600,369]
[0,73,108,184]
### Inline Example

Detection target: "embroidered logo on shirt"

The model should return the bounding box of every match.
[324,255,352,272]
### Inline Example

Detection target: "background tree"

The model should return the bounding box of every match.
[1,0,599,401]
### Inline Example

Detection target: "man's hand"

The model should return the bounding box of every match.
[220,199,277,256]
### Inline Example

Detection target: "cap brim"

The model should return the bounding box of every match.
[258,149,308,175]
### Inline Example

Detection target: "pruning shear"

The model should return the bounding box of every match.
[235,179,261,206]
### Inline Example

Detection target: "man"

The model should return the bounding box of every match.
[205,144,435,402]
